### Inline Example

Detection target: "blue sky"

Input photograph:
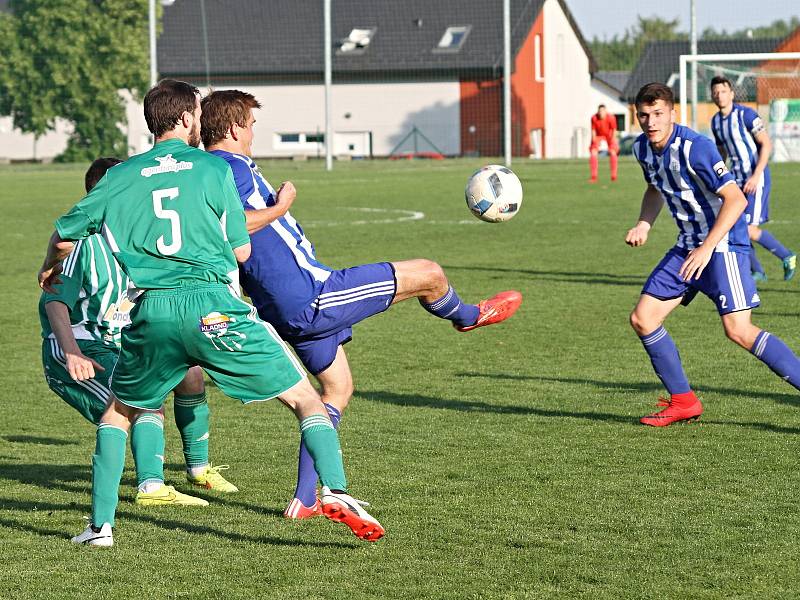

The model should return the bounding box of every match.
[567,0,798,40]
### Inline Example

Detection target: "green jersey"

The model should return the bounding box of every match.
[55,139,248,290]
[40,234,130,347]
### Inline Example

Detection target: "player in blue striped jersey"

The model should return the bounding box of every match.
[200,90,522,517]
[710,76,795,281]
[626,82,800,426]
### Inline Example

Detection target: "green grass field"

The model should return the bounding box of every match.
[1,157,800,599]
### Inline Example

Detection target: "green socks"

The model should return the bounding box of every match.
[91,424,127,527]
[174,392,210,469]
[299,414,347,491]
[130,413,165,488]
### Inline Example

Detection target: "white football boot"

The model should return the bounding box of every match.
[71,522,113,547]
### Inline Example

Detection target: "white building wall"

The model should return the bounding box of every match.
[1,80,460,160]
[126,80,462,159]
[0,117,70,161]
[222,81,461,158]
[543,0,593,158]
[589,81,629,132]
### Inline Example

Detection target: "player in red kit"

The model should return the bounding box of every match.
[590,104,619,183]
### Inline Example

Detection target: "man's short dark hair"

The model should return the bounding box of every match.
[635,82,675,108]
[200,90,262,148]
[85,157,122,193]
[598,104,606,109]
[143,79,200,138]
[710,76,733,90]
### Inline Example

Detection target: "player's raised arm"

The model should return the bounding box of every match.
[245,181,296,234]
[625,185,663,247]
[38,232,75,293]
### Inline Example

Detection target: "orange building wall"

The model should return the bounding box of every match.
[460,12,545,157]
[757,27,800,105]
[510,12,545,156]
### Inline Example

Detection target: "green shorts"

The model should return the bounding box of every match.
[111,283,306,410]
[42,338,118,424]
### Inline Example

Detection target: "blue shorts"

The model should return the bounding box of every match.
[642,247,760,315]
[743,170,771,226]
[281,262,397,374]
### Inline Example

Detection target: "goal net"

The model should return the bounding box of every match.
[680,52,800,162]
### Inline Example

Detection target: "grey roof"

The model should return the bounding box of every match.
[593,70,629,95]
[622,38,783,102]
[158,0,595,82]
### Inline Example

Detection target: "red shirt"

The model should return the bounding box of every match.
[591,113,617,138]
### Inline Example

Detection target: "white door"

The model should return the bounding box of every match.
[334,131,371,157]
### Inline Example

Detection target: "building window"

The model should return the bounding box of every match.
[280,133,300,143]
[338,28,376,54]
[435,26,471,52]
[274,133,325,149]
[534,34,544,82]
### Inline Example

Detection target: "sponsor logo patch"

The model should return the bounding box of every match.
[141,154,193,178]
[200,312,231,334]
[199,312,246,351]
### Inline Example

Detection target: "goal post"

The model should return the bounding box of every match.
[679,52,800,161]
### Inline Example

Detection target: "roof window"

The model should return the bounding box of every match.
[339,28,376,54]
[435,26,471,52]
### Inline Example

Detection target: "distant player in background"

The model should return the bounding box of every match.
[710,76,795,281]
[589,104,619,183]
[200,89,522,519]
[39,157,222,508]
[626,82,800,427]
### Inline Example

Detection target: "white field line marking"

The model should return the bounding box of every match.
[302,207,425,227]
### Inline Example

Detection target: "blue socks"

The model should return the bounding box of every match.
[420,286,480,327]
[756,231,792,261]
[751,331,800,390]
[639,326,691,395]
[293,403,341,507]
[749,244,765,275]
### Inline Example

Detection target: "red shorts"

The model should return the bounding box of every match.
[590,136,618,153]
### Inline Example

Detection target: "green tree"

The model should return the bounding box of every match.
[590,16,687,71]
[0,0,150,161]
[701,17,800,40]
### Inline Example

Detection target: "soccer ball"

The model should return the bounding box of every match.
[465,165,523,223]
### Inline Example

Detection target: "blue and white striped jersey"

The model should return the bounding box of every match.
[710,103,768,185]
[210,150,333,326]
[633,124,749,253]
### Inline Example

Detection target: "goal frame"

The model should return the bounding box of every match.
[679,51,800,127]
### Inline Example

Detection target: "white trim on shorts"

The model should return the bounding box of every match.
[751,176,765,226]
[722,251,747,310]
[311,280,395,310]
[47,338,112,406]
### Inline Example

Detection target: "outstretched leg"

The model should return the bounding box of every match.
[392,259,521,332]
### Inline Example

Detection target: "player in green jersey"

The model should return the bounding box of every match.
[38,80,384,547]
[41,157,236,507]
